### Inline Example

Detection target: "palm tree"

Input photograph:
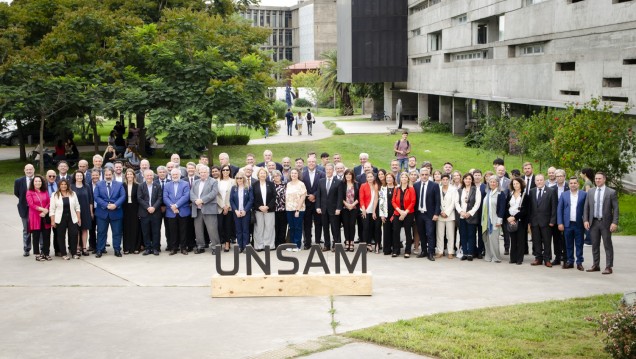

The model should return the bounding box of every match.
[319,50,353,115]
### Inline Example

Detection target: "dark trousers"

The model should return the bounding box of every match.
[140,214,161,251]
[52,224,59,254]
[303,202,322,248]
[321,212,341,248]
[167,216,188,251]
[234,212,251,249]
[31,220,51,255]
[382,217,396,254]
[502,222,510,251]
[287,121,293,135]
[274,211,288,247]
[552,225,565,262]
[475,223,484,256]
[509,221,527,263]
[342,209,357,243]
[356,214,363,241]
[415,212,436,255]
[458,219,476,256]
[88,217,97,250]
[218,213,233,244]
[362,214,381,245]
[393,213,414,255]
[564,223,584,265]
[589,219,614,268]
[97,217,122,253]
[186,217,195,250]
[57,214,78,256]
[531,224,552,262]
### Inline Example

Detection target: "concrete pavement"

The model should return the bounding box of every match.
[0,193,634,358]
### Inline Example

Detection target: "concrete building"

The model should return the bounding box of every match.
[242,0,337,64]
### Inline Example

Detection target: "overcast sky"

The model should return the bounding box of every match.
[259,0,298,6]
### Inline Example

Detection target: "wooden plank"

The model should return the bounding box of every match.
[211,273,372,298]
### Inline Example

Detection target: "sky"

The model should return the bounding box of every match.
[259,0,298,6]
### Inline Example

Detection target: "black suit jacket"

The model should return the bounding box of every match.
[523,174,537,195]
[528,186,557,226]
[138,181,163,217]
[302,168,325,197]
[412,180,441,219]
[316,177,344,214]
[257,161,283,172]
[353,165,379,177]
[14,176,30,218]
[252,181,276,213]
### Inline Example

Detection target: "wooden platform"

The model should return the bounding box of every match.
[211,273,372,298]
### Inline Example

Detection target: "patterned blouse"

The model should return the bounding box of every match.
[285,181,307,211]
[274,183,286,212]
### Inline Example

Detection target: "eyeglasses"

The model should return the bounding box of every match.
[48,175,56,178]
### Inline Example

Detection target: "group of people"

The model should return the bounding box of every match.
[285,108,315,136]
[15,141,619,275]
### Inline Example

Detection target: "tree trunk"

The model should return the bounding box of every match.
[15,118,27,161]
[39,113,45,174]
[342,88,353,116]
[90,112,99,154]
[136,112,146,156]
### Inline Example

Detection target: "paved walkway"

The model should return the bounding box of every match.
[0,193,633,358]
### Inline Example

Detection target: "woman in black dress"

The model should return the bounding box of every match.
[272,170,287,248]
[340,169,359,252]
[122,168,140,254]
[71,171,93,256]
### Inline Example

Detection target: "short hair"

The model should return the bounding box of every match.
[595,171,606,179]
[511,169,521,177]
[419,167,430,175]
[408,155,417,161]
[263,150,272,156]
[157,165,167,172]
[246,153,255,158]
[103,167,114,175]
[359,153,369,160]
[522,161,533,168]
[199,154,209,160]
[441,173,450,180]
[473,169,482,175]
[219,153,229,160]
[555,169,566,177]
[170,168,181,176]
[272,170,282,178]
[57,160,68,167]
[295,157,304,163]
[492,158,504,166]
[325,163,334,170]
[186,162,196,168]
[114,161,123,167]
[320,152,329,159]
[93,154,103,161]
[569,176,578,181]
[199,165,210,173]
[444,162,453,167]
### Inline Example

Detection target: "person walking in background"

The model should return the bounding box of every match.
[295,111,304,136]
[285,108,294,136]
[306,109,315,136]
[583,172,619,275]
[50,179,81,260]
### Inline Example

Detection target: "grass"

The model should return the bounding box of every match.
[5,130,636,234]
[346,294,621,359]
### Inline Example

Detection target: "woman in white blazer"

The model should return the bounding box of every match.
[217,165,235,252]
[50,179,81,260]
[436,174,458,259]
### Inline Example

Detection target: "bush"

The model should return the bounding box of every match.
[216,127,251,146]
[273,100,288,119]
[419,118,451,133]
[463,129,482,148]
[589,304,636,359]
[294,98,312,107]
[323,120,337,130]
[333,127,345,135]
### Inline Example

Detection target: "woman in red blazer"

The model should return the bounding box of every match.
[391,172,416,257]
[359,172,380,251]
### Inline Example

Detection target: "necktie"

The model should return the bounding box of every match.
[107,182,111,198]
[595,188,601,218]
[526,177,530,194]
[327,178,331,192]
[420,182,427,211]
[537,188,542,203]
[161,180,164,190]
[189,177,193,187]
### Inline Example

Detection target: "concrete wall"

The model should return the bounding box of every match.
[298,4,315,62]
[313,0,337,60]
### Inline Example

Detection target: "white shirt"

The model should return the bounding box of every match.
[198,179,206,199]
[509,193,522,217]
[419,181,428,212]
[595,186,605,218]
[127,183,133,203]
[260,182,267,205]
[569,191,578,222]
[309,170,315,187]
[146,183,153,202]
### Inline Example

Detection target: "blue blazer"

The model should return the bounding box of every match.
[412,180,441,219]
[14,176,30,218]
[163,180,191,218]
[557,190,587,228]
[94,181,126,220]
[301,168,325,196]
[230,186,253,212]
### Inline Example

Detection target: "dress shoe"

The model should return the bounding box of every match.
[417,252,426,258]
[602,267,613,275]
[322,247,330,252]
[504,250,510,256]
[448,254,454,259]
[586,266,600,272]
[545,262,552,268]
[427,254,435,261]
[467,255,473,261]
[531,259,543,266]
[95,252,102,258]
[516,261,523,265]
[153,250,160,256]
[169,250,178,256]
[551,259,561,266]
[142,250,151,256]
[460,256,468,261]
[23,251,30,257]
[114,251,122,257]
[563,263,574,269]
[194,248,204,254]
[577,264,584,271]
[210,248,216,255]
[477,254,483,260]
[181,250,188,255]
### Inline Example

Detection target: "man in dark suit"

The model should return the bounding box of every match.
[583,171,619,275]
[135,159,155,183]
[302,156,325,249]
[353,153,378,177]
[94,167,126,257]
[548,169,569,265]
[257,149,283,172]
[190,166,220,254]
[528,174,557,267]
[14,164,35,256]
[413,168,441,260]
[557,176,587,270]
[155,166,170,251]
[218,152,239,178]
[184,162,200,251]
[56,161,71,182]
[522,162,536,195]
[316,163,343,251]
[163,168,192,255]
[138,169,163,256]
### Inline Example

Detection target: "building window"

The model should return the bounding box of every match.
[428,31,442,51]
[526,0,547,5]
[520,43,544,56]
[453,14,467,24]
[568,0,584,3]
[556,62,576,71]
[560,90,580,96]
[285,29,292,46]
[602,96,629,102]
[603,78,623,88]
[410,0,442,15]
[285,48,292,61]
[477,24,488,44]
[412,56,432,65]
[411,28,421,37]
[613,0,634,3]
[624,59,636,65]
[499,15,505,41]
[454,51,483,61]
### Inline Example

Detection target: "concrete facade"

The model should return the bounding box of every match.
[385,0,636,134]
[240,6,293,62]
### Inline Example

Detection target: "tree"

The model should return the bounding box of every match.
[291,70,321,106]
[319,50,353,115]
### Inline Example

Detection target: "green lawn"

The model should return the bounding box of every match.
[346,294,620,359]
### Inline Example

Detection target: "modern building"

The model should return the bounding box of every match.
[339,0,636,132]
[240,6,294,62]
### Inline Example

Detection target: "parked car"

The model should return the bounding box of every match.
[0,119,55,146]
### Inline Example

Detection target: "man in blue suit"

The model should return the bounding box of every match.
[302,156,325,249]
[557,177,587,271]
[163,168,192,255]
[94,167,126,258]
[413,168,441,260]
